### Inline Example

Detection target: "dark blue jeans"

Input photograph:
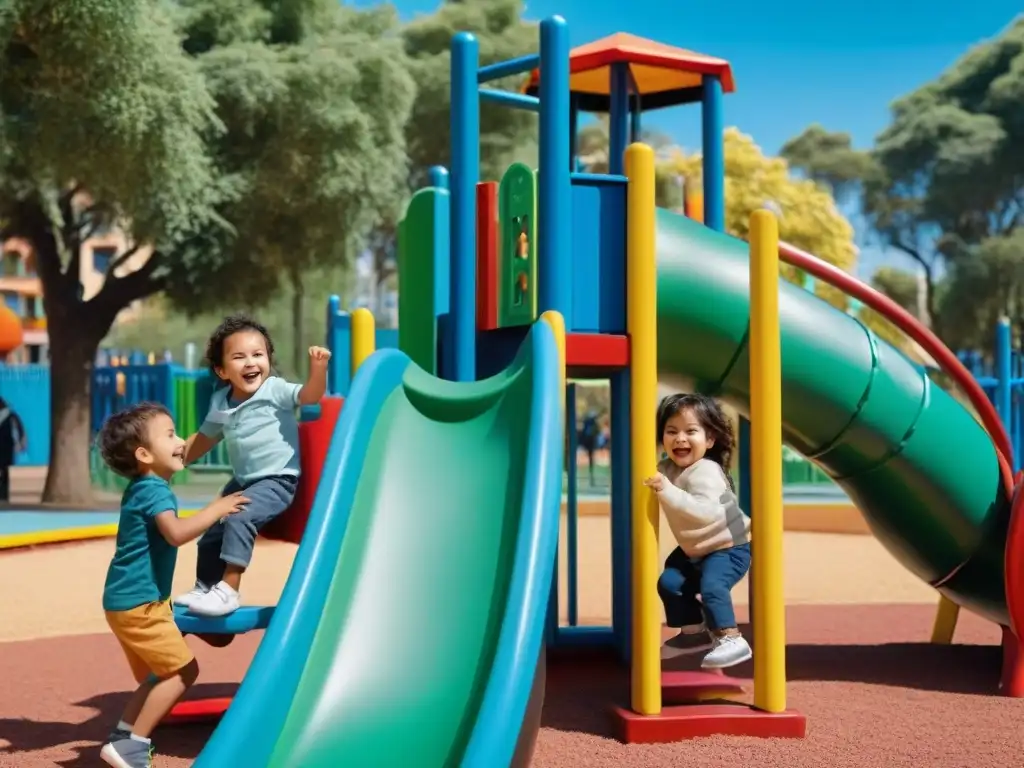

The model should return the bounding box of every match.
[657,543,751,631]
[196,475,298,587]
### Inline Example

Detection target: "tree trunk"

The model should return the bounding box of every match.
[291,274,304,377]
[42,311,104,505]
[8,194,160,505]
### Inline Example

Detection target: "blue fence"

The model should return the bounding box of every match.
[958,318,1020,471]
[0,364,50,466]
[91,364,177,434]
[326,295,398,396]
[5,316,1024,472]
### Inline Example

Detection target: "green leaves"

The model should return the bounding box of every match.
[401,0,538,184]
[0,0,219,241]
[161,0,415,311]
[783,18,1024,348]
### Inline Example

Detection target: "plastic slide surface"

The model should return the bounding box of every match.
[194,321,563,768]
[654,208,1010,625]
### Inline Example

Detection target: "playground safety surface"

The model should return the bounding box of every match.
[0,603,1019,767]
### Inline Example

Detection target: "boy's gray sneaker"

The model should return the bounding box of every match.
[100,737,153,768]
[107,727,131,743]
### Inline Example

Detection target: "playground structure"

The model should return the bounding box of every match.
[5,13,1023,766]
[166,18,805,762]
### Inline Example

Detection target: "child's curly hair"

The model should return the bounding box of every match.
[98,402,171,478]
[204,314,276,386]
[656,393,735,474]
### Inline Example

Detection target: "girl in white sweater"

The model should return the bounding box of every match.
[643,393,752,669]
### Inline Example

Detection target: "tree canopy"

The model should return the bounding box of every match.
[782,17,1024,349]
[401,0,538,185]
[352,0,539,313]
[660,128,858,304]
[0,0,415,502]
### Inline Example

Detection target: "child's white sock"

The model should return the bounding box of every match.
[129,733,151,744]
[117,720,133,733]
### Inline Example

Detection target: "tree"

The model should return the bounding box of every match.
[0,0,414,503]
[575,115,683,209]
[662,128,858,307]
[402,0,539,186]
[779,124,875,206]
[938,229,1024,349]
[783,18,1024,344]
[352,0,540,307]
[870,267,921,315]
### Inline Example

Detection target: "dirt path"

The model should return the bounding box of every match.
[1,525,936,642]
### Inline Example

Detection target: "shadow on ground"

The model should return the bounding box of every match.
[0,632,1004,761]
[0,683,232,766]
[540,627,1004,738]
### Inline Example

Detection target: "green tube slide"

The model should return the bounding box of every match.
[654,209,1010,625]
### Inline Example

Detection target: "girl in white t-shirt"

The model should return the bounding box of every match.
[644,393,752,669]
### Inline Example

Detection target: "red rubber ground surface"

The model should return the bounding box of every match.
[2,604,1023,767]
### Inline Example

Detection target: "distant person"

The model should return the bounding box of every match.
[0,396,26,502]
[97,402,248,768]
[578,410,601,487]
[644,393,752,670]
[175,315,331,618]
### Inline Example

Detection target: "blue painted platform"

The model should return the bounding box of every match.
[174,605,275,634]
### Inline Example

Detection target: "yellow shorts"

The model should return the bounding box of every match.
[105,600,195,683]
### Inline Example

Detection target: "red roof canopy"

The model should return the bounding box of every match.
[523,32,735,111]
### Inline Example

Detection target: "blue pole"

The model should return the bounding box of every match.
[569,93,579,172]
[738,418,752,517]
[565,383,579,627]
[429,165,449,189]
[326,294,341,395]
[739,416,753,622]
[450,32,479,382]
[610,370,631,661]
[626,66,641,143]
[608,63,629,176]
[701,75,725,231]
[538,16,571,321]
[997,316,1014,468]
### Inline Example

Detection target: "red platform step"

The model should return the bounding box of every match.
[611,702,807,743]
[165,697,232,725]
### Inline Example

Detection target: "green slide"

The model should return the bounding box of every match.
[654,208,1010,626]
[195,322,563,767]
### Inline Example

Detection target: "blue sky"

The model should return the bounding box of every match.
[353,0,1021,277]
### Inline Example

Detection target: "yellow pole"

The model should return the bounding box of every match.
[930,594,960,644]
[350,308,376,377]
[539,311,566,393]
[625,143,660,716]
[749,209,786,714]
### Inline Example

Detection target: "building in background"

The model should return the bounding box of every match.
[0,225,152,364]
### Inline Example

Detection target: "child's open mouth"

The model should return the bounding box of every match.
[242,371,261,384]
[672,448,691,458]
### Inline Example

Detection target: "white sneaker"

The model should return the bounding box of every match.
[701,633,753,669]
[186,582,240,617]
[173,581,209,610]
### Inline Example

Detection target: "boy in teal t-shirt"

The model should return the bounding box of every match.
[102,475,179,612]
[97,403,248,768]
